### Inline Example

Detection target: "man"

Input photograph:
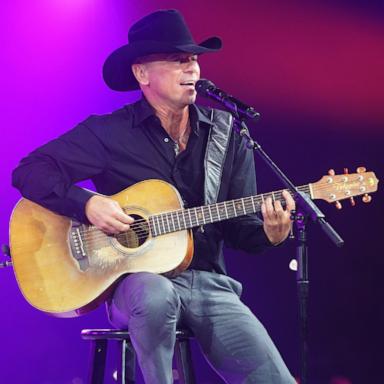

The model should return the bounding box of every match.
[13,9,296,383]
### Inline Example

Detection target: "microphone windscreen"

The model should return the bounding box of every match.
[195,79,215,95]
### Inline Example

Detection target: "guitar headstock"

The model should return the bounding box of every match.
[311,167,379,208]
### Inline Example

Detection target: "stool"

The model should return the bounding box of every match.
[81,328,196,384]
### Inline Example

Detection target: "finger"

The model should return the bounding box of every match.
[113,209,135,224]
[261,200,267,218]
[264,197,276,219]
[98,223,119,235]
[273,199,285,217]
[276,200,293,223]
[282,190,296,211]
[109,201,134,223]
[109,218,131,233]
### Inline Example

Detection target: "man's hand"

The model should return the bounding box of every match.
[261,190,295,246]
[85,195,134,234]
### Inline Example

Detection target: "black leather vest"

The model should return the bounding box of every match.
[199,108,234,205]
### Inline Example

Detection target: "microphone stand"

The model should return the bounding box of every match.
[1,244,12,268]
[228,105,344,384]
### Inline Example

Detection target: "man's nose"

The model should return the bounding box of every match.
[184,59,199,73]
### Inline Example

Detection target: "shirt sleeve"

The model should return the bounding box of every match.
[221,132,274,254]
[12,121,108,223]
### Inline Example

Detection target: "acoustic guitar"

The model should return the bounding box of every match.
[9,168,378,317]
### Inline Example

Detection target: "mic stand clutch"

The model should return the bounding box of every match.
[233,113,344,384]
[1,244,12,268]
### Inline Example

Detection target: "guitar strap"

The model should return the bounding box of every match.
[203,109,233,205]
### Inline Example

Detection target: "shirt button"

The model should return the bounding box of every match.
[164,137,170,143]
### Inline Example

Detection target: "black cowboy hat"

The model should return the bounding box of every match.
[102,9,222,91]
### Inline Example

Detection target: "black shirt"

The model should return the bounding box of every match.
[12,97,272,274]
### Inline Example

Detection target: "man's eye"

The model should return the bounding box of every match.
[169,55,197,63]
[168,55,183,62]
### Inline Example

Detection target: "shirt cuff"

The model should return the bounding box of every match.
[66,185,96,223]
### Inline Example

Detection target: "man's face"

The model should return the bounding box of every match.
[133,53,200,109]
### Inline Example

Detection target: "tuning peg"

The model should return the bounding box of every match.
[335,201,342,209]
[357,166,366,174]
[328,169,335,176]
[350,197,356,206]
[362,194,372,203]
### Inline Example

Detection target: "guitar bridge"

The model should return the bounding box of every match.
[69,222,89,271]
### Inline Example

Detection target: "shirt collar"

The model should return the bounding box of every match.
[131,97,156,127]
[190,104,215,126]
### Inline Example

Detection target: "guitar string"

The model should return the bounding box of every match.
[10,180,371,250]
[78,177,368,238]
[82,185,310,233]
[75,186,313,243]
[78,189,300,238]
[74,181,368,244]
[76,182,368,244]
[10,191,305,250]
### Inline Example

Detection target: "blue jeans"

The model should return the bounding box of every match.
[107,270,295,383]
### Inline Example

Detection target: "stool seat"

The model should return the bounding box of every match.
[81,328,193,340]
[81,328,195,383]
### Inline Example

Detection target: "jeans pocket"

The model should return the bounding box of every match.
[224,275,243,298]
[188,271,244,317]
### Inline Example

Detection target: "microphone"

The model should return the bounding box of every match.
[195,79,260,120]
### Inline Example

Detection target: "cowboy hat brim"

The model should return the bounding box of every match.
[103,36,222,92]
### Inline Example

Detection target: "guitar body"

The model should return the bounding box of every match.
[10,180,193,317]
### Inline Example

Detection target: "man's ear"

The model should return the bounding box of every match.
[131,63,149,86]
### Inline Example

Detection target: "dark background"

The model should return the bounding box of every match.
[1,0,383,383]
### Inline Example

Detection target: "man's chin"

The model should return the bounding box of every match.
[183,93,197,105]
[169,93,196,109]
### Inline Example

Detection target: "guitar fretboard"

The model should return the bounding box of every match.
[148,185,311,237]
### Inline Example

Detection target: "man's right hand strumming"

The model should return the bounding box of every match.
[85,195,134,234]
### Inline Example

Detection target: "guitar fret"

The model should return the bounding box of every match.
[241,198,246,214]
[161,214,167,234]
[224,203,229,219]
[253,197,259,212]
[181,210,187,230]
[231,200,236,218]
[159,215,164,234]
[173,212,178,231]
[187,209,192,227]
[163,214,168,233]
[176,211,181,230]
[149,217,156,237]
[208,205,213,223]
[165,213,172,233]
[180,211,185,229]
[200,206,206,224]
[163,214,169,233]
[170,213,175,232]
[194,207,199,226]
[216,204,220,221]
[153,215,158,235]
[156,216,162,235]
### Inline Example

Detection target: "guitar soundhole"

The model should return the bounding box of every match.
[115,214,149,248]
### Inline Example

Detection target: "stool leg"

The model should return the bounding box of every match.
[88,339,108,384]
[175,338,196,384]
[118,339,136,384]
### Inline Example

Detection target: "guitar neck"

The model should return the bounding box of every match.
[149,184,312,237]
